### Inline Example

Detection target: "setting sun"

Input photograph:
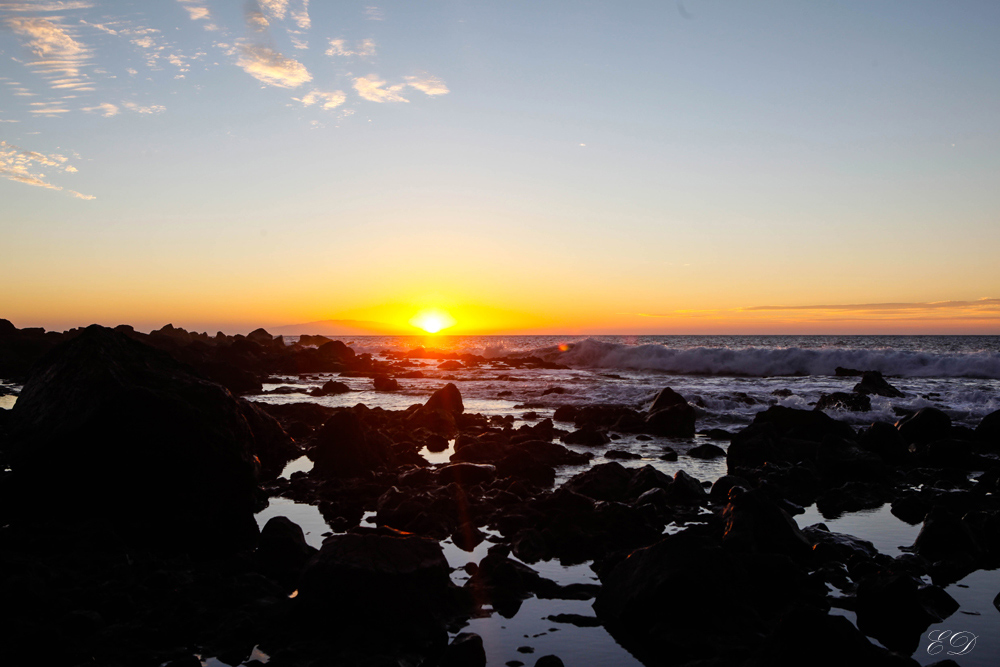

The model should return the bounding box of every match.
[408,308,457,334]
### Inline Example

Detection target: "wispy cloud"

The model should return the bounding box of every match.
[353,73,450,103]
[291,0,310,29]
[5,16,93,91]
[29,100,70,114]
[82,101,118,116]
[742,299,1000,312]
[121,101,165,114]
[0,139,93,199]
[259,0,288,20]
[236,43,311,88]
[0,2,93,11]
[246,9,269,31]
[364,5,383,21]
[353,75,408,103]
[295,89,346,110]
[404,73,449,96]
[325,38,375,57]
[633,298,1000,323]
[176,0,216,30]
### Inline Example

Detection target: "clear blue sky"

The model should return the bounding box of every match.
[2,1,999,333]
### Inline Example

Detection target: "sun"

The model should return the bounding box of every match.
[409,307,457,334]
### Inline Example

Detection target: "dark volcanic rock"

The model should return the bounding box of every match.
[594,529,823,666]
[256,516,317,586]
[722,488,812,559]
[856,573,958,653]
[911,508,984,564]
[564,462,633,502]
[644,387,695,437]
[308,409,390,477]
[373,375,400,391]
[426,383,464,415]
[552,405,577,422]
[296,528,458,645]
[534,656,565,667]
[441,632,486,667]
[238,399,300,479]
[896,407,952,446]
[853,370,905,398]
[815,392,872,412]
[648,387,687,413]
[749,406,856,442]
[436,463,496,486]
[975,409,1000,448]
[561,427,610,447]
[859,422,908,464]
[688,443,726,459]
[747,605,905,667]
[314,380,351,395]
[8,325,261,551]
[246,327,274,344]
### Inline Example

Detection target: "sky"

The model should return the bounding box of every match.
[2,0,999,335]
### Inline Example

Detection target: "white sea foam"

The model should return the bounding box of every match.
[532,339,1000,379]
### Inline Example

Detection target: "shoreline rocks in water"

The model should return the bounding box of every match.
[1,321,1000,666]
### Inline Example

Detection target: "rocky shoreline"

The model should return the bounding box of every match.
[2,321,998,666]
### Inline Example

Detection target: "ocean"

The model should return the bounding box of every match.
[258,334,1000,430]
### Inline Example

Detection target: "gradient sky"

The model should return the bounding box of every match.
[2,0,999,334]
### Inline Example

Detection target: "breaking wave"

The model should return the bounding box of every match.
[533,339,1000,379]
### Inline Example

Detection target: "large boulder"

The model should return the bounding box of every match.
[425,383,464,415]
[256,516,317,586]
[896,407,951,446]
[239,400,300,480]
[295,528,459,646]
[644,387,695,437]
[749,406,856,443]
[975,409,1000,448]
[594,529,823,666]
[856,573,958,653]
[853,371,905,398]
[7,325,262,551]
[722,488,812,559]
[308,409,391,477]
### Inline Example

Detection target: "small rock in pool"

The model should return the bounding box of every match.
[546,613,601,627]
[604,449,640,460]
[517,646,535,654]
[534,657,565,667]
[688,443,726,459]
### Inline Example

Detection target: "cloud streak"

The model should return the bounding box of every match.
[353,75,408,102]
[326,38,375,57]
[237,43,311,88]
[296,89,346,110]
[0,2,93,11]
[404,73,449,96]
[82,102,118,116]
[0,140,93,199]
[634,298,1000,323]
[743,299,1000,312]
[353,73,450,103]
[5,15,93,90]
